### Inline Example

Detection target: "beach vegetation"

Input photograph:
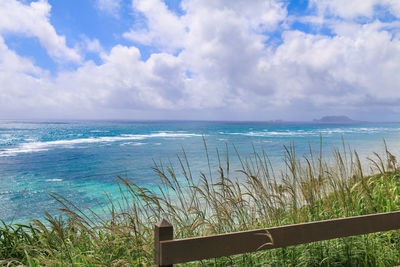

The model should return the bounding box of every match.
[1,140,400,266]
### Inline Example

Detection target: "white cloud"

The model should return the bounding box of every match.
[0,36,43,75]
[0,0,81,63]
[0,35,55,115]
[177,1,279,109]
[40,45,186,112]
[1,0,400,121]
[310,0,400,19]
[182,0,287,31]
[270,26,400,107]
[96,0,121,18]
[79,36,104,54]
[123,0,186,52]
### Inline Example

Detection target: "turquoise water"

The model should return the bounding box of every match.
[1,120,400,223]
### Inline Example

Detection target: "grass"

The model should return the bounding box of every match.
[1,140,400,266]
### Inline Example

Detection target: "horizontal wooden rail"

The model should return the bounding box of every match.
[155,211,400,266]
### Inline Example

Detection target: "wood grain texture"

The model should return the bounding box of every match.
[158,211,400,265]
[154,219,173,267]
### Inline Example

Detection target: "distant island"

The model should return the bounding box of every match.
[313,115,363,124]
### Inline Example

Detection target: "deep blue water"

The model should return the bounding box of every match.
[1,120,399,223]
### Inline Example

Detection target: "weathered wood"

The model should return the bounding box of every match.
[158,211,400,265]
[154,219,173,267]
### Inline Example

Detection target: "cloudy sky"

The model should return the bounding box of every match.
[1,0,400,121]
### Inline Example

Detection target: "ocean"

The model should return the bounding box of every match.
[1,120,400,223]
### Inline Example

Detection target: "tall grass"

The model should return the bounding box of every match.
[1,140,400,266]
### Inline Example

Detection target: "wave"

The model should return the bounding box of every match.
[223,127,400,138]
[0,132,202,157]
[45,178,63,182]
[119,142,147,146]
[90,130,110,133]
[224,131,311,137]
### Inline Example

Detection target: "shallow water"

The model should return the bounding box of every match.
[1,120,399,223]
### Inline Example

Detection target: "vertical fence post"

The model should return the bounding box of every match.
[154,219,173,267]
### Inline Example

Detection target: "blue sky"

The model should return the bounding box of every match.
[1,0,400,121]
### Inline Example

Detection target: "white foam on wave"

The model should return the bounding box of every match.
[133,142,147,146]
[46,178,63,182]
[0,132,202,157]
[120,142,147,146]
[223,127,400,138]
[90,130,110,133]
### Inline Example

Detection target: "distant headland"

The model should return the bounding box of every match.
[312,115,364,124]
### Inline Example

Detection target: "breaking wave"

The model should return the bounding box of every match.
[0,132,202,157]
[222,127,400,138]
[45,179,63,182]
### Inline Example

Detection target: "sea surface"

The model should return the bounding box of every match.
[1,120,400,223]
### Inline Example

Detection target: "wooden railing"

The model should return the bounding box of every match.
[154,211,400,266]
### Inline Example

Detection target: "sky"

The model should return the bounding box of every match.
[1,0,400,121]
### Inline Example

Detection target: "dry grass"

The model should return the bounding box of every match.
[1,140,400,266]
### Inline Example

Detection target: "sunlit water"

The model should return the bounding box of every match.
[1,120,399,223]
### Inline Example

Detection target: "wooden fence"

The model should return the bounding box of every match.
[154,211,400,266]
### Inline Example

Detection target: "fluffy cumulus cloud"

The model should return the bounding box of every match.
[123,0,187,52]
[0,0,81,63]
[1,0,400,120]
